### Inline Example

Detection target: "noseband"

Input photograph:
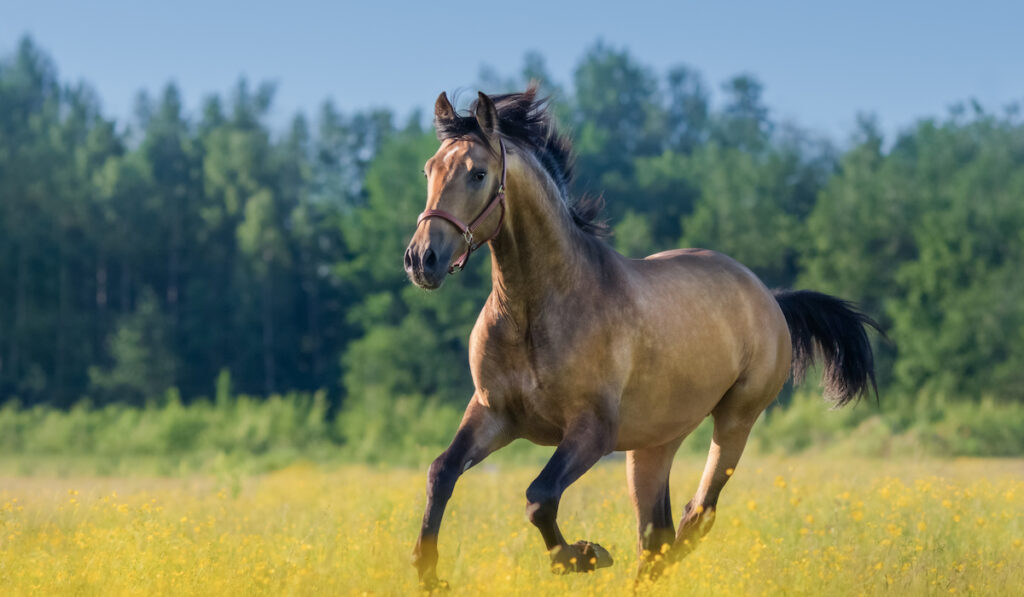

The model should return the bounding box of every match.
[416,139,507,274]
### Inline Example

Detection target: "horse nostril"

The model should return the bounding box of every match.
[404,248,414,270]
[423,248,437,271]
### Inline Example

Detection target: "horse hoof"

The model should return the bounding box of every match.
[550,540,613,573]
[418,576,450,592]
[582,541,614,569]
[636,557,669,584]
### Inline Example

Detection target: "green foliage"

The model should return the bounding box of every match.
[680,145,804,287]
[754,391,1024,458]
[572,40,664,177]
[1,390,1021,475]
[801,113,1024,398]
[0,388,335,475]
[88,290,178,404]
[612,209,656,257]
[335,391,461,464]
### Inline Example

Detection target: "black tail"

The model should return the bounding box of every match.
[774,290,884,407]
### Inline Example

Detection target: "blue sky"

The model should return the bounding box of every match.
[2,0,1021,141]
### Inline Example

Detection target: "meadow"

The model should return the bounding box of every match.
[1,456,1021,596]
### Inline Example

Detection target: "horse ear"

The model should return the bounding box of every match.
[434,92,456,125]
[474,91,500,137]
[524,80,540,101]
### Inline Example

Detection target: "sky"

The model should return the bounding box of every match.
[2,0,1022,142]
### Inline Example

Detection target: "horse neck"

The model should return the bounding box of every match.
[487,153,594,316]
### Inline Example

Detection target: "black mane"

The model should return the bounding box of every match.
[434,85,607,237]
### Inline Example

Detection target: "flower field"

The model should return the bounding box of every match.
[1,456,1021,596]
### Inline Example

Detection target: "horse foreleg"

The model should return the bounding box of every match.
[525,412,616,574]
[413,398,512,589]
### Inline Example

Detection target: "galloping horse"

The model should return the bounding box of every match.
[403,86,880,588]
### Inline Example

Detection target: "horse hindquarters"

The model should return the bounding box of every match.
[661,289,881,573]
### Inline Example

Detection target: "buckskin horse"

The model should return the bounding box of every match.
[403,86,881,588]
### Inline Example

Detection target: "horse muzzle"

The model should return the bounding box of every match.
[404,242,450,290]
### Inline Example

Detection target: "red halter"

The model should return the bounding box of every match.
[416,139,507,274]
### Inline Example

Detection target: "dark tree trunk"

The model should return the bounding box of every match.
[302,247,323,385]
[2,245,26,395]
[120,256,132,315]
[262,261,276,395]
[95,258,108,356]
[167,197,180,323]
[56,239,68,404]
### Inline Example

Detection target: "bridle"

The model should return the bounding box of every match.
[416,139,507,274]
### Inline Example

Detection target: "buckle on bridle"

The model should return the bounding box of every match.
[463,229,474,245]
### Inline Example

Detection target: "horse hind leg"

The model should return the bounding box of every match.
[626,437,683,581]
[671,389,766,562]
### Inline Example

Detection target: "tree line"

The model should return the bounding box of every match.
[1,37,1021,411]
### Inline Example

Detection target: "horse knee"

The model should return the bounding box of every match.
[525,484,558,528]
[425,453,461,496]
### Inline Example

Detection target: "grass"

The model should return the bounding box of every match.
[0,456,1021,595]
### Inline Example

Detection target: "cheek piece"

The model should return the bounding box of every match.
[415,139,507,274]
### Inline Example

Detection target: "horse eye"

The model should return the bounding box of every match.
[474,172,486,181]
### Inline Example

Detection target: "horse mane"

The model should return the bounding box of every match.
[434,84,607,238]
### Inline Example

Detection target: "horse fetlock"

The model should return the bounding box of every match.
[412,541,438,574]
[681,502,717,528]
[417,572,450,593]
[636,552,672,583]
[696,508,717,534]
[414,556,449,593]
[549,541,613,574]
[671,506,718,564]
[641,529,674,561]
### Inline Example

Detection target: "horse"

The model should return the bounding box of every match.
[403,86,881,589]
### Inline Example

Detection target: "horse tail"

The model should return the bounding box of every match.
[773,290,883,407]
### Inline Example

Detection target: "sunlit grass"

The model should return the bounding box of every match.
[0,457,1021,595]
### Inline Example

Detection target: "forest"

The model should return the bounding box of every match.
[1,36,1022,459]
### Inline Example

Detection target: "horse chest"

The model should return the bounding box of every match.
[470,319,615,439]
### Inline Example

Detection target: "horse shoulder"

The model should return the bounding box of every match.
[467,297,536,409]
